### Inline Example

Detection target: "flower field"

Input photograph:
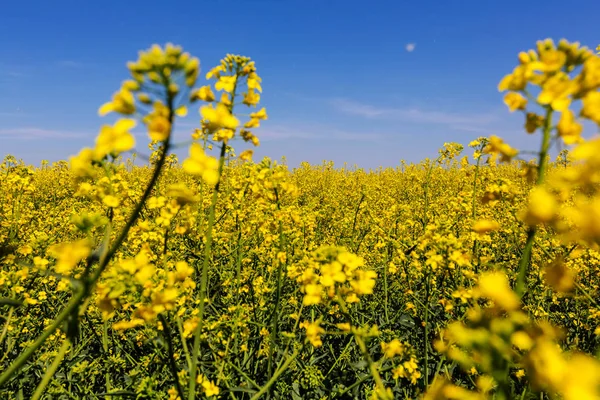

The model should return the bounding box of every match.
[1,40,600,399]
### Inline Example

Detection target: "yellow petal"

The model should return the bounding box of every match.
[98,102,114,116]
[115,118,137,132]
[115,133,136,152]
[182,158,203,175]
[175,105,188,117]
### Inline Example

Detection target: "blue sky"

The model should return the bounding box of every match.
[1,0,599,170]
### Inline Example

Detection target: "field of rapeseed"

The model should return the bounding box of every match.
[1,40,600,399]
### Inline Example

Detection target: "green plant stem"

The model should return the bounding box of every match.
[31,339,70,400]
[0,98,174,388]
[337,298,391,400]
[354,334,391,400]
[383,247,390,325]
[176,317,193,371]
[423,269,430,388]
[249,349,299,400]
[187,142,227,400]
[267,190,285,379]
[102,319,111,393]
[159,314,185,400]
[331,366,394,399]
[515,107,553,298]
[471,151,483,273]
[188,66,240,400]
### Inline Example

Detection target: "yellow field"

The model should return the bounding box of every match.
[1,41,600,399]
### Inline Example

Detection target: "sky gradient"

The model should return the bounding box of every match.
[1,0,599,170]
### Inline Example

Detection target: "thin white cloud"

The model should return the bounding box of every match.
[0,128,88,140]
[406,43,416,52]
[329,99,387,118]
[5,71,26,77]
[56,60,84,68]
[258,123,388,142]
[330,98,499,128]
[0,109,26,117]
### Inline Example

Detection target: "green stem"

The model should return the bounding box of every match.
[423,269,430,388]
[354,334,391,400]
[176,317,192,371]
[331,366,394,399]
[31,339,70,400]
[187,142,227,400]
[249,349,299,400]
[515,107,553,298]
[471,151,483,274]
[188,66,240,400]
[383,246,390,325]
[337,298,391,400]
[159,314,185,400]
[0,95,174,388]
[103,319,111,393]
[267,191,285,379]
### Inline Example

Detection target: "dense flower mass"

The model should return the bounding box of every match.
[1,39,600,400]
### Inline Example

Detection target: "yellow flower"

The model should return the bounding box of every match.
[202,380,220,397]
[581,91,600,124]
[525,112,545,133]
[472,219,500,234]
[303,283,322,305]
[247,74,262,92]
[536,47,567,73]
[557,110,583,145]
[196,375,220,397]
[239,149,253,161]
[511,331,533,350]
[98,87,136,116]
[47,239,91,275]
[112,318,145,331]
[503,92,528,112]
[191,85,216,102]
[200,103,239,132]
[174,261,194,282]
[215,75,237,93]
[561,354,600,400]
[522,187,557,226]
[336,323,351,332]
[514,369,526,380]
[320,261,346,287]
[498,64,531,92]
[244,118,260,128]
[175,105,187,117]
[150,287,179,314]
[137,93,151,104]
[381,339,404,358]
[544,258,574,293]
[350,270,377,295]
[483,135,518,162]
[576,56,600,94]
[182,143,219,185]
[102,195,120,208]
[94,119,136,159]
[250,107,268,120]
[167,184,199,205]
[477,272,520,311]
[537,72,575,111]
[300,320,325,347]
[135,263,155,285]
[243,90,260,106]
[525,339,567,390]
[69,147,95,177]
[206,65,225,80]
